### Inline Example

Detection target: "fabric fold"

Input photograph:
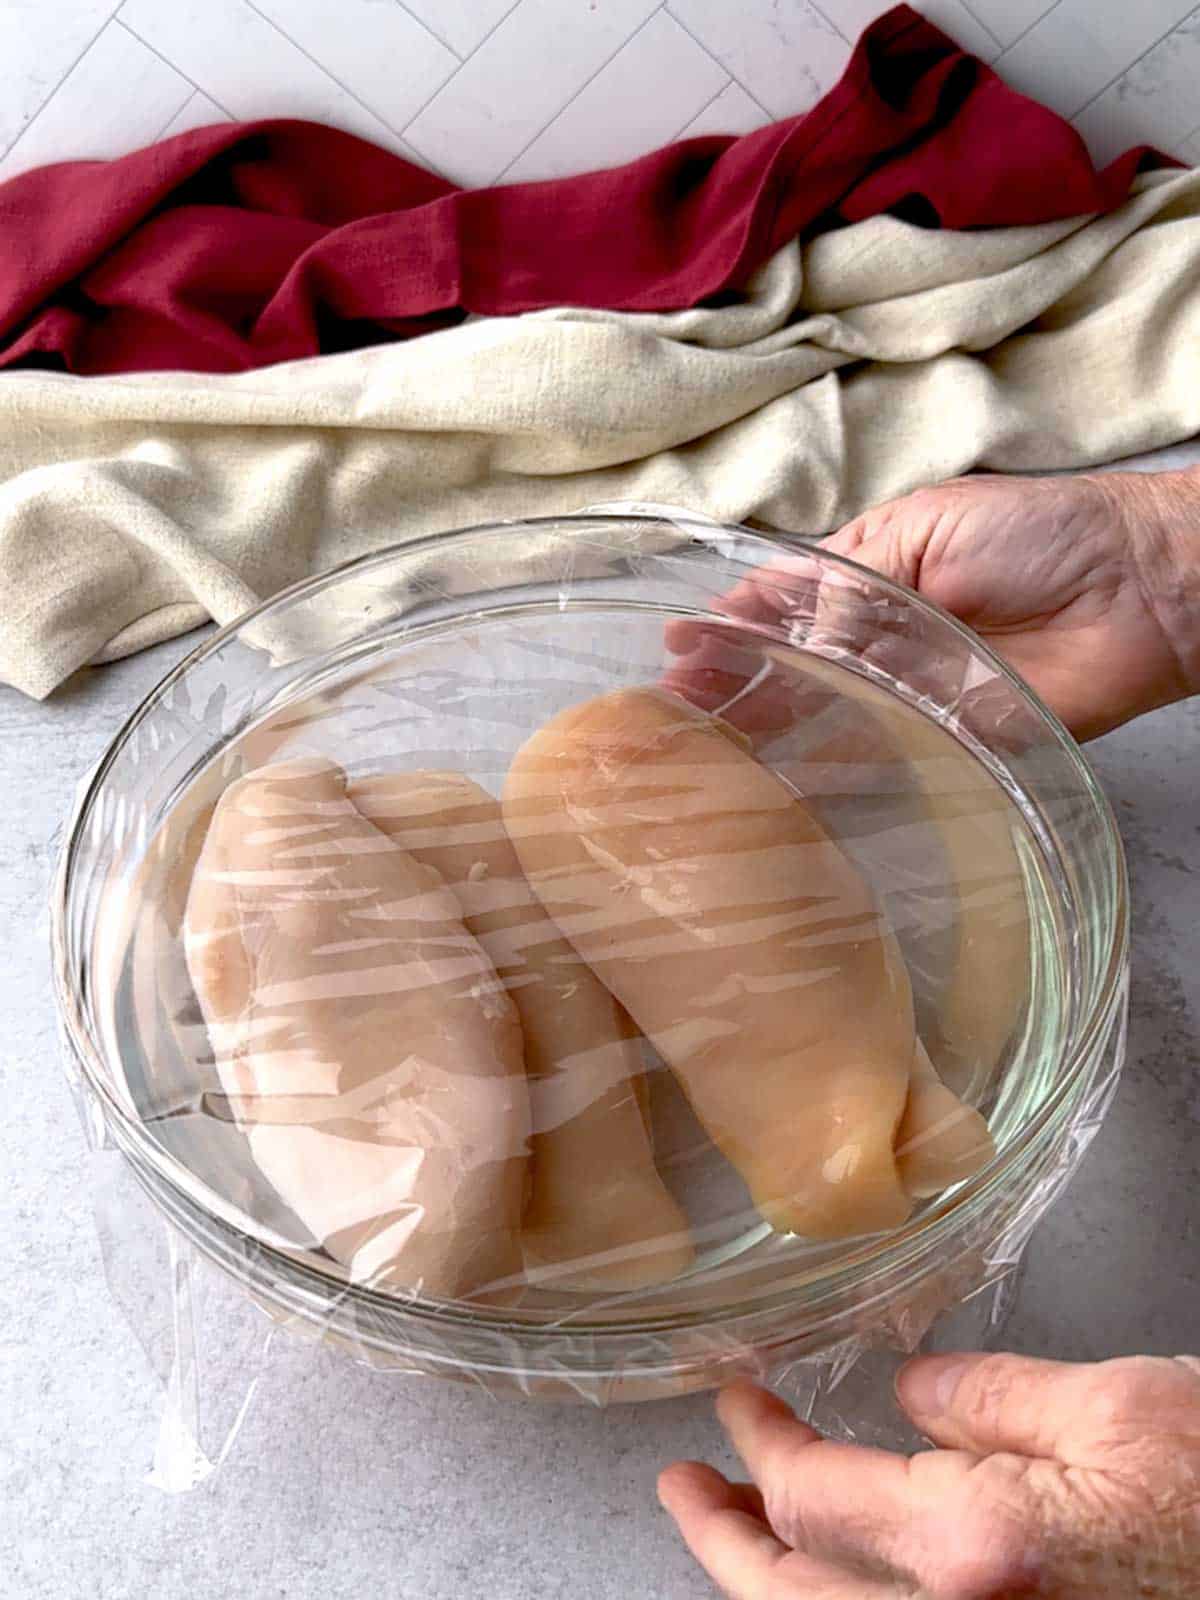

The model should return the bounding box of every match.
[0,5,1165,377]
[1,169,1198,700]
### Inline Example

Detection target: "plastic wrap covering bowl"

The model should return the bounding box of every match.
[52,511,1128,1407]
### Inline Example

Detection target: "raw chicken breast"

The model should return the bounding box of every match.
[504,688,916,1241]
[351,770,694,1291]
[184,758,530,1299]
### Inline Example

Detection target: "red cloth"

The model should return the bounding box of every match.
[0,5,1167,376]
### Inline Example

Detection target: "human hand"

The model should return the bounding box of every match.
[662,469,1200,743]
[659,1355,1200,1598]
[824,469,1200,740]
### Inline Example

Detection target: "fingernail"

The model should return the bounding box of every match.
[897,1355,969,1416]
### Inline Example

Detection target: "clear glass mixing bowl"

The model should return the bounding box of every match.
[52,512,1128,1402]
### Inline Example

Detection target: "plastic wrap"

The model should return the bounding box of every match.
[52,508,1128,1488]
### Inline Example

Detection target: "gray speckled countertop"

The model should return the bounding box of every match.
[3,584,1198,1600]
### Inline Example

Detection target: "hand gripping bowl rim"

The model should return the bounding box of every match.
[50,511,1130,1349]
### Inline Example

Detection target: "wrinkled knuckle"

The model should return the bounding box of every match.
[919,1458,1046,1600]
[760,1469,809,1550]
[926,1511,1036,1600]
[835,515,869,549]
[955,1362,1015,1438]
[1080,1359,1171,1430]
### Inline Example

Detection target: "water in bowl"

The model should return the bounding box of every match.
[99,605,1070,1313]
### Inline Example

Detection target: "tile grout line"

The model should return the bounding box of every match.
[241,0,449,138]
[490,4,669,184]
[0,1,124,162]
[116,17,235,117]
[150,88,202,145]
[804,0,851,45]
[1071,9,1200,119]
[663,4,773,119]
[392,0,462,62]
[1166,107,1200,154]
[397,80,469,144]
[994,0,1065,63]
[13,3,1187,186]
[455,0,525,62]
[957,0,1004,51]
[668,74,736,141]
[399,0,528,142]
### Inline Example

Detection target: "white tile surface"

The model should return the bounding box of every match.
[1182,129,1200,163]
[815,0,1003,60]
[118,0,414,154]
[996,0,1199,118]
[911,1,1004,57]
[252,0,458,130]
[0,2,1195,195]
[402,0,520,57]
[668,0,848,117]
[958,0,1057,49]
[157,90,231,141]
[1,11,1199,1600]
[0,20,190,180]
[0,0,118,154]
[676,77,769,138]
[503,10,727,180]
[404,0,660,185]
[1072,8,1200,163]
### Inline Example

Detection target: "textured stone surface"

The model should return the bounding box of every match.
[2,556,1198,1600]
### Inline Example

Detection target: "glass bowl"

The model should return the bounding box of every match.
[52,511,1128,1403]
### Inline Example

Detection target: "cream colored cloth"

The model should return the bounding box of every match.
[2,167,1199,699]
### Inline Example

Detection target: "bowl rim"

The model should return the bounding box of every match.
[51,510,1130,1338]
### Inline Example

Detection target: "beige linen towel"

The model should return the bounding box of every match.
[1,167,1198,699]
